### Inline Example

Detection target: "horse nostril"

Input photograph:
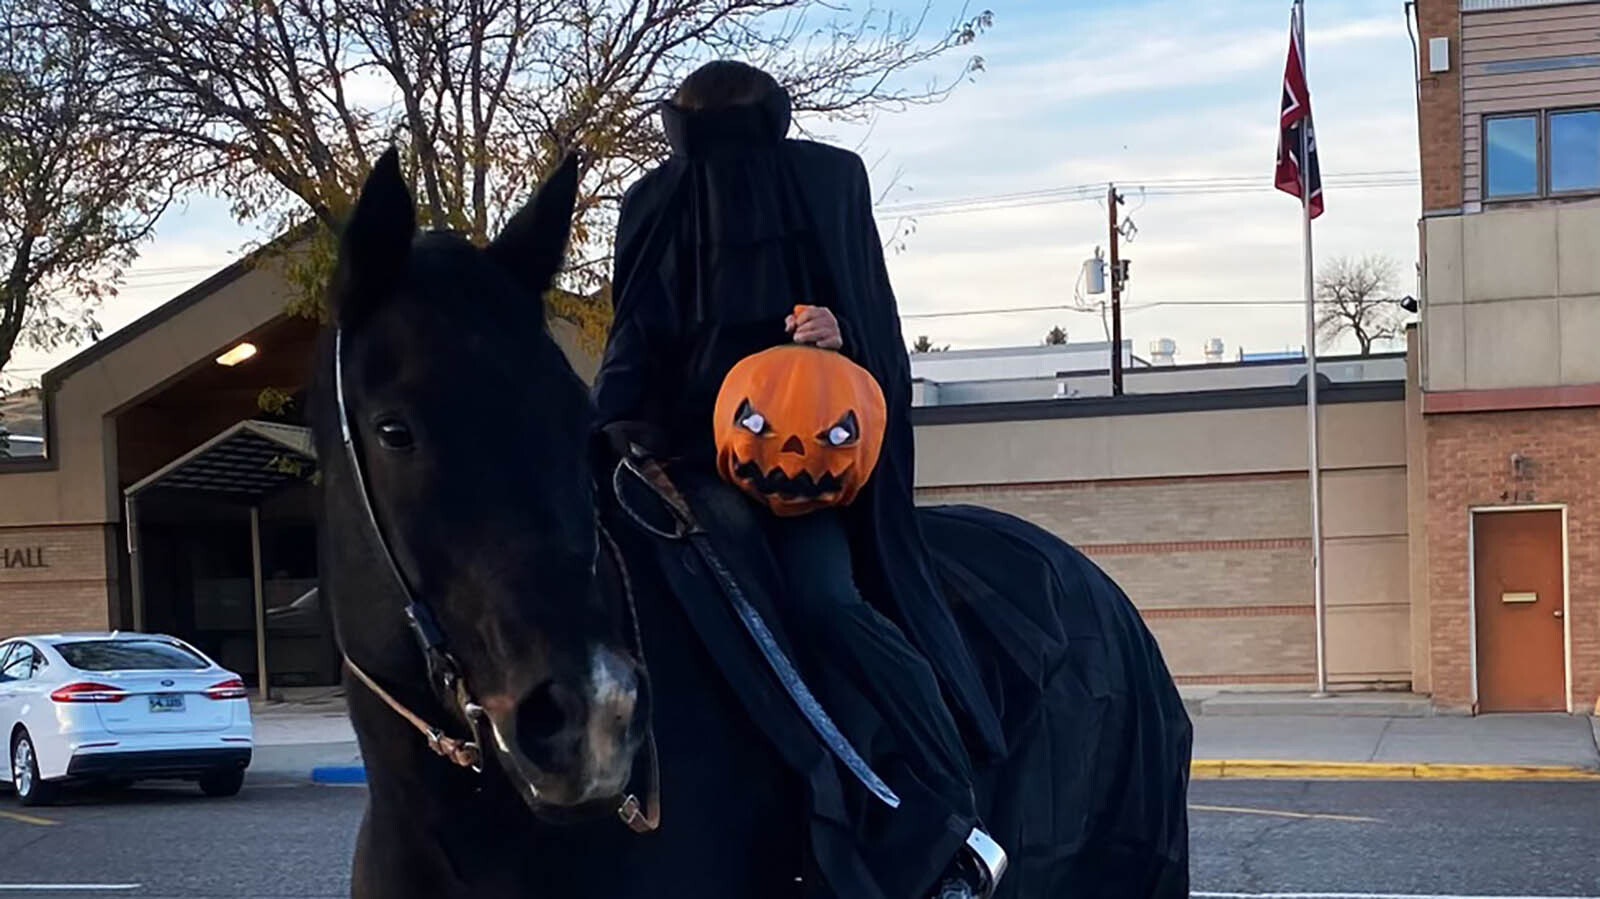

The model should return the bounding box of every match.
[517,681,576,744]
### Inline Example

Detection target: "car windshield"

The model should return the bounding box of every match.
[55,640,209,671]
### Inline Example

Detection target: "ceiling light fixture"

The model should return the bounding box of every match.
[216,342,258,366]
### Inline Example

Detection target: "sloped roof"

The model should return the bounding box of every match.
[124,419,315,500]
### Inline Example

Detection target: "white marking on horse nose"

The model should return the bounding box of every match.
[582,646,639,799]
[589,647,638,714]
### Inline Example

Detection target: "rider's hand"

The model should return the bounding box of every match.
[787,305,843,350]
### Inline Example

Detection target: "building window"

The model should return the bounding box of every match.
[1483,108,1600,200]
[1549,110,1600,193]
[1485,114,1539,198]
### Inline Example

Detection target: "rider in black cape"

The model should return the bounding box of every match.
[591,61,1008,898]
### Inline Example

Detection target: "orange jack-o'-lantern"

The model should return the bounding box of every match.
[714,344,887,517]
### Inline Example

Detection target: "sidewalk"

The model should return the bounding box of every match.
[242,689,1600,784]
[1192,712,1600,779]
[248,692,361,784]
[1183,688,1600,779]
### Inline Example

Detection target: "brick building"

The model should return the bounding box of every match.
[1412,0,1600,713]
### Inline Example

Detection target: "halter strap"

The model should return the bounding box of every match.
[599,520,661,833]
[344,657,483,770]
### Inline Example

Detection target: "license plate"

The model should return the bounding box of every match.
[149,693,185,713]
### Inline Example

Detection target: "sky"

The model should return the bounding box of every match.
[4,0,1422,386]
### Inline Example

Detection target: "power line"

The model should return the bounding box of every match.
[875,170,1419,219]
[901,303,1098,320]
[900,298,1375,320]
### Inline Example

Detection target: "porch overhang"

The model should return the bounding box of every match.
[124,420,316,501]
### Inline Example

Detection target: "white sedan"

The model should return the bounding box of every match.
[0,632,253,805]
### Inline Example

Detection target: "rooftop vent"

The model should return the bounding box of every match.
[1149,337,1177,366]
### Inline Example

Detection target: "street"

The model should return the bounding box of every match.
[2,779,1598,897]
[0,782,360,898]
[1189,780,1600,897]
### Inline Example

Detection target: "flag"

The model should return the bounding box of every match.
[1275,4,1324,219]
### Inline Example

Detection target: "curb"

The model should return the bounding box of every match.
[310,765,368,785]
[1192,759,1600,782]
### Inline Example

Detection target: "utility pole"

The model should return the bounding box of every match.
[1108,184,1125,395]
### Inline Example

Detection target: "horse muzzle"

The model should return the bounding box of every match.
[485,646,647,810]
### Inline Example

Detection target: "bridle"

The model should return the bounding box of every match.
[332,329,660,834]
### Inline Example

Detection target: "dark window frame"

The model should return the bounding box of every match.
[1483,112,1543,201]
[1546,107,1600,196]
[1483,105,1600,202]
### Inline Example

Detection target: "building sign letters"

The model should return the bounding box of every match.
[1,547,47,570]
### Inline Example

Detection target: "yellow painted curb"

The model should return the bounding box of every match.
[1192,759,1600,782]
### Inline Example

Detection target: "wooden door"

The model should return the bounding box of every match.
[1473,509,1566,712]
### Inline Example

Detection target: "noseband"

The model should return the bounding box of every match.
[332,329,660,834]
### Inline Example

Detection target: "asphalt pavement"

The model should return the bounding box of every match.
[1190,780,1600,897]
[2,779,1598,897]
[0,782,362,898]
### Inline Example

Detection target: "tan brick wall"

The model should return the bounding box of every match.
[1425,407,1600,712]
[0,525,112,638]
[921,472,1411,687]
[1147,615,1315,683]
[1091,548,1311,611]
[919,475,1312,544]
[1417,0,1463,212]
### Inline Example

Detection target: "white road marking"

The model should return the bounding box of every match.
[1196,893,1600,899]
[1190,802,1382,823]
[0,886,141,892]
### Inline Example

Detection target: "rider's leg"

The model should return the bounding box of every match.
[764,508,977,820]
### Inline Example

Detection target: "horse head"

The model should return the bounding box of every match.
[319,148,646,815]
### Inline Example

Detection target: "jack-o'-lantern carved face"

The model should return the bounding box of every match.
[714,345,887,517]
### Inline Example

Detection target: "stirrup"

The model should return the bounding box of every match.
[963,827,1008,899]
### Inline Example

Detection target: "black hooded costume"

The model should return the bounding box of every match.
[591,89,1007,787]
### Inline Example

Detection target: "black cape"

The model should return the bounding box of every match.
[591,90,1006,763]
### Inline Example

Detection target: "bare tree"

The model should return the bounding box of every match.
[62,0,992,349]
[1316,254,1408,355]
[0,0,191,377]
[910,334,947,353]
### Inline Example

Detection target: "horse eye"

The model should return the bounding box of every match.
[375,420,414,450]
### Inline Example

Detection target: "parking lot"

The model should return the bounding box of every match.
[3,778,1599,898]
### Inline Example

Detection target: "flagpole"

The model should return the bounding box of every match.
[1298,0,1330,699]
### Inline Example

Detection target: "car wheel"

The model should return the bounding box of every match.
[198,769,244,798]
[11,731,56,807]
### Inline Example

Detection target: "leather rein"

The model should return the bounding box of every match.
[332,330,661,835]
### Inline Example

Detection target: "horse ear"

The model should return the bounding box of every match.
[333,147,416,327]
[486,153,579,302]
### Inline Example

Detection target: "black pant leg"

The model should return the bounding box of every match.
[765,510,977,818]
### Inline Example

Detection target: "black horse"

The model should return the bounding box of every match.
[314,150,1191,899]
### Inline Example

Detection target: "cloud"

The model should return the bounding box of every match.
[841,0,1422,356]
